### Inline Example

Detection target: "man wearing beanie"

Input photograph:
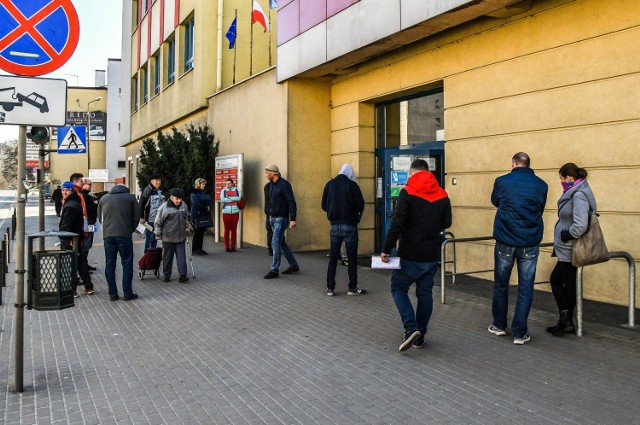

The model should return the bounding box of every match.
[139,174,164,252]
[264,164,300,279]
[98,184,140,301]
[154,188,190,283]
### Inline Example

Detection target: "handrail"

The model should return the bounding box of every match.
[440,237,554,304]
[576,251,636,336]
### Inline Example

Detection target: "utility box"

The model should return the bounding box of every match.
[27,231,78,311]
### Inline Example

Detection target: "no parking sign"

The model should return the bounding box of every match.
[0,0,80,76]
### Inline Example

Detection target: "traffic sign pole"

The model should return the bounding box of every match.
[13,125,27,393]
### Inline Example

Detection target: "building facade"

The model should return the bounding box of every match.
[125,0,640,305]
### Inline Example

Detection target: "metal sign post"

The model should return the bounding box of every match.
[13,125,27,392]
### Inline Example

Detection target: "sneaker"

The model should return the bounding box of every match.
[264,271,279,279]
[179,276,189,283]
[513,333,531,345]
[282,266,300,275]
[163,277,171,282]
[341,258,349,266]
[73,291,79,298]
[110,295,119,301]
[347,288,367,295]
[325,288,334,296]
[399,330,421,352]
[123,294,138,301]
[412,336,425,349]
[82,288,95,295]
[488,324,507,336]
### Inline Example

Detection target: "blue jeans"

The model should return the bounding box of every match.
[492,241,539,338]
[327,224,358,290]
[144,222,157,252]
[391,259,439,335]
[104,236,134,297]
[269,217,298,272]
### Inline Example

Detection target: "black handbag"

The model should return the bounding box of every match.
[195,215,213,229]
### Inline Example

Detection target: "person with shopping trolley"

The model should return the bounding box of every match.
[154,188,191,283]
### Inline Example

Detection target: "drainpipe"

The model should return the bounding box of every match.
[216,0,224,91]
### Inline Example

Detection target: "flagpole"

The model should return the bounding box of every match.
[268,8,272,67]
[250,0,254,76]
[233,9,237,84]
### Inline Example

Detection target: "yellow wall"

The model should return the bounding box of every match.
[328,0,640,305]
[49,88,108,184]
[208,70,331,250]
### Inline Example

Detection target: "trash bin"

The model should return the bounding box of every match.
[27,231,78,311]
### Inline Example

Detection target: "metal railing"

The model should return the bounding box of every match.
[576,251,636,336]
[439,236,636,336]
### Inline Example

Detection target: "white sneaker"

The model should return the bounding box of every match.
[488,324,507,336]
[513,333,531,345]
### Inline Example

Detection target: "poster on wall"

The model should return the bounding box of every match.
[52,111,107,141]
[214,154,244,201]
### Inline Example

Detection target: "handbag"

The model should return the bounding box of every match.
[571,211,610,267]
[238,196,246,210]
[195,215,214,229]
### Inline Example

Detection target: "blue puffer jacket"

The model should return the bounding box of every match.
[491,167,548,247]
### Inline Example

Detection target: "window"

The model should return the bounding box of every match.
[142,65,148,104]
[183,17,194,72]
[142,0,148,16]
[166,37,175,85]
[132,76,138,112]
[117,161,126,169]
[153,53,160,95]
[132,0,138,29]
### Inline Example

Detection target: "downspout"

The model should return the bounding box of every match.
[216,0,224,91]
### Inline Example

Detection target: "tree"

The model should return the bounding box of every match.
[137,124,219,205]
[0,139,18,188]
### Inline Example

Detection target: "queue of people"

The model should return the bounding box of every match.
[55,153,600,353]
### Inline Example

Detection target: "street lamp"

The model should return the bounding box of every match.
[86,96,102,174]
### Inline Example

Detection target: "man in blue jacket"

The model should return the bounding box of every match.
[489,152,548,345]
[322,164,365,296]
[264,164,300,279]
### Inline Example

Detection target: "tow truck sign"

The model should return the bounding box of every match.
[0,74,66,126]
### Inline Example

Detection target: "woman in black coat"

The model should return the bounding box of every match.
[190,178,213,255]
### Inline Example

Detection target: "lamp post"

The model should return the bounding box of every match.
[86,97,101,174]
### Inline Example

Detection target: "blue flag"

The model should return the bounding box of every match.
[269,0,277,9]
[225,18,237,49]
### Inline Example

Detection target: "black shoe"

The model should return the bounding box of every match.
[282,266,300,275]
[88,265,97,271]
[264,271,279,279]
[199,250,208,255]
[164,277,170,282]
[231,248,236,252]
[110,295,119,301]
[347,288,367,296]
[548,310,575,336]
[179,276,189,283]
[399,330,421,352]
[123,294,138,301]
[412,333,425,348]
[193,251,202,256]
[226,248,231,252]
[268,249,273,256]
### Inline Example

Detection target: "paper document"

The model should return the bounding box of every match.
[371,255,401,270]
[135,223,146,235]
[143,222,154,232]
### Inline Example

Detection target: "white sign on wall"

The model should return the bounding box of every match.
[89,169,109,182]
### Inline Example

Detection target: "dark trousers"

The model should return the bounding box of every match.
[550,261,577,314]
[162,241,187,278]
[104,236,134,297]
[61,238,92,291]
[326,224,358,290]
[55,202,62,216]
[192,227,206,252]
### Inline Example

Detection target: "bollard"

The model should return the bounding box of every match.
[11,210,16,240]
[4,231,9,266]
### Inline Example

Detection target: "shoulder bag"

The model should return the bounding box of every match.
[571,210,610,267]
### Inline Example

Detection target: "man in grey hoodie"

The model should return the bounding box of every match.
[98,185,140,301]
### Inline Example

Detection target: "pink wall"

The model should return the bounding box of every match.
[277,0,360,45]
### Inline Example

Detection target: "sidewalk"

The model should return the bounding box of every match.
[1,199,639,424]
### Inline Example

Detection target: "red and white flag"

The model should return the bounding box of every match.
[252,0,270,32]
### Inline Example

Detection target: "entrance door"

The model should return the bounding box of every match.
[375,142,444,252]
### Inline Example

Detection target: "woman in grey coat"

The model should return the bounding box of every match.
[547,163,597,336]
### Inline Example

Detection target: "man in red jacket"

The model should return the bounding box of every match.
[381,159,452,352]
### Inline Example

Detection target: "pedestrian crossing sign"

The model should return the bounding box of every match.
[57,126,86,154]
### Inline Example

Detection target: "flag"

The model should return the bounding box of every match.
[225,18,237,49]
[269,0,277,9]
[252,0,269,32]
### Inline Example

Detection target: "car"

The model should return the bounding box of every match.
[16,92,49,113]
[89,125,104,136]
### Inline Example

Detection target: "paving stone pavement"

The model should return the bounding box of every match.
[0,201,639,424]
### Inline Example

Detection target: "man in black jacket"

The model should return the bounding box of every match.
[52,185,63,217]
[81,178,98,271]
[321,164,365,296]
[381,159,452,351]
[263,164,299,279]
[59,181,90,298]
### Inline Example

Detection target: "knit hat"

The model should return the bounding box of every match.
[170,188,185,198]
[61,181,74,190]
[265,164,280,174]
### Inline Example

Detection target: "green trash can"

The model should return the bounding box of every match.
[28,231,78,311]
